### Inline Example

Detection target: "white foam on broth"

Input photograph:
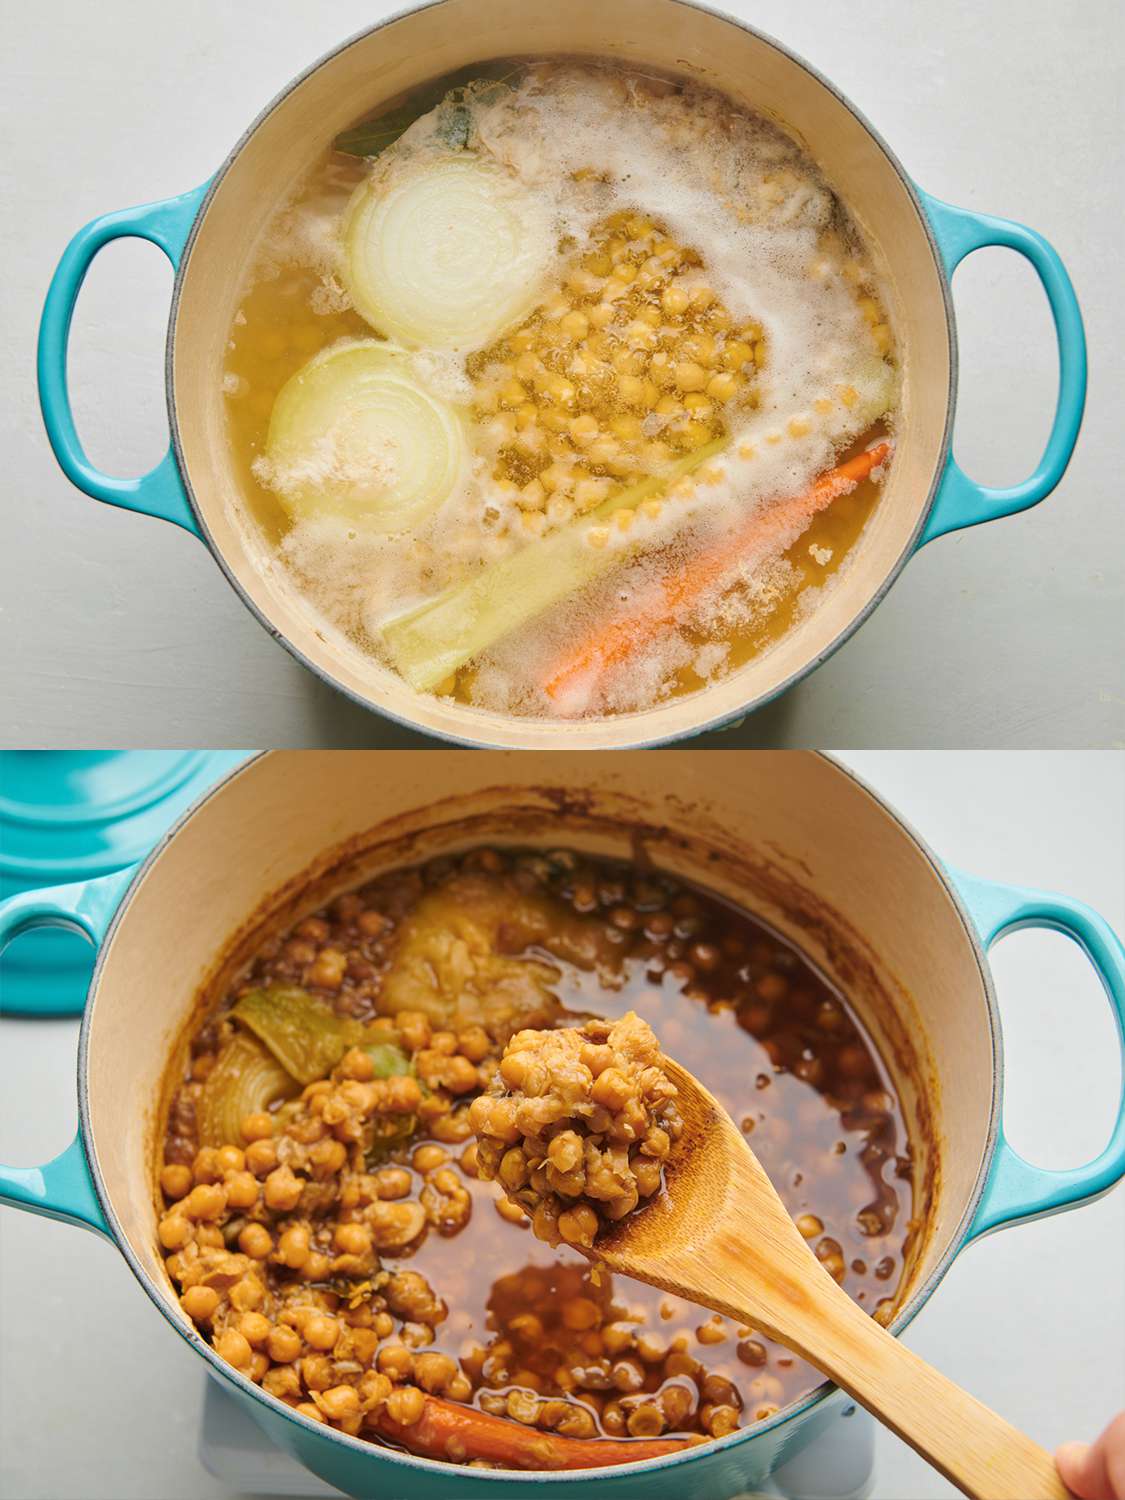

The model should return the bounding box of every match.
[227,61,899,718]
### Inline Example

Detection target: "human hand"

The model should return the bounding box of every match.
[1057,1414,1125,1500]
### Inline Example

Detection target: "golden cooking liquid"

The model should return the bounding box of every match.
[222,96,890,712]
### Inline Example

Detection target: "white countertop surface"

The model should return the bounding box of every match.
[2,750,1123,1498]
[1,0,1122,749]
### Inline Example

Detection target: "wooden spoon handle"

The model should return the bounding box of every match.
[776,1289,1071,1500]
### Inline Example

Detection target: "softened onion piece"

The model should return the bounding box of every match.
[342,153,553,350]
[258,339,466,532]
[197,1033,299,1148]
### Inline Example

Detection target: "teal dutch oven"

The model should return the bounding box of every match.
[1,750,1122,1497]
[35,0,1087,751]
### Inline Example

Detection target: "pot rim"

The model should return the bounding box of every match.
[163,0,959,751]
[75,750,1001,1484]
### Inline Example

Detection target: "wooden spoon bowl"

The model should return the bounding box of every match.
[592,1059,1071,1500]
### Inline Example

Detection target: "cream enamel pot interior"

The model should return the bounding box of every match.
[37,0,1086,749]
[3,751,1124,1500]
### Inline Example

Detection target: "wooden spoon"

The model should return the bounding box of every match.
[590,1059,1070,1500]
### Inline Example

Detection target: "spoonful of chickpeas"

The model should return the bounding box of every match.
[471,1012,1072,1500]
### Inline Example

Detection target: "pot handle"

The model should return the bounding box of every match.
[951,870,1125,1240]
[914,191,1087,547]
[37,182,212,537]
[0,867,140,1237]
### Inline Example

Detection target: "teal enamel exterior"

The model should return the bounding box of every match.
[916,191,1088,546]
[36,182,211,535]
[0,1135,109,1239]
[0,864,132,1234]
[0,751,248,1014]
[949,869,1125,1240]
[0,752,251,1237]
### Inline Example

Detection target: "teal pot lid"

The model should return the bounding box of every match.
[0,751,245,1013]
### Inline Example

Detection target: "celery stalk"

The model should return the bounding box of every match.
[381,439,726,691]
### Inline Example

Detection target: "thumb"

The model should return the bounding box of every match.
[1056,1440,1111,1500]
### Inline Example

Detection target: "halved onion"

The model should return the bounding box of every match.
[342,154,553,350]
[258,339,466,532]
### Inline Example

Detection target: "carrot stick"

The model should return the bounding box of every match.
[372,1392,694,1470]
[544,441,892,703]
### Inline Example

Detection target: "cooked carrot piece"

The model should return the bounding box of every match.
[372,1392,694,1469]
[544,441,892,702]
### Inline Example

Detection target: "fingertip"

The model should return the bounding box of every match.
[1055,1442,1089,1491]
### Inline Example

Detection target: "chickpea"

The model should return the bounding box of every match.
[295,1402,326,1424]
[244,1139,278,1177]
[276,1224,310,1269]
[340,1046,375,1081]
[181,1285,220,1322]
[238,1223,274,1260]
[357,1370,394,1410]
[507,1388,541,1425]
[318,1385,360,1422]
[696,1317,728,1345]
[158,1214,193,1251]
[334,1222,372,1256]
[215,1329,253,1371]
[183,1181,227,1221]
[396,1011,431,1052]
[456,1026,491,1063]
[224,1170,260,1211]
[240,1112,274,1144]
[304,1315,340,1352]
[215,1145,246,1174]
[301,1354,335,1391]
[229,1276,265,1312]
[495,1197,529,1226]
[627,1402,666,1437]
[160,1163,193,1200]
[191,1147,221,1184]
[262,1364,302,1400]
[264,1164,304,1212]
[268,1325,303,1363]
[357,908,389,939]
[706,1403,741,1438]
[377,1344,414,1381]
[409,1140,453,1178]
[558,1204,599,1248]
[385,1386,426,1426]
[737,1339,768,1368]
[239,1312,272,1347]
[308,949,347,990]
[412,1351,458,1394]
[374,1166,412,1200]
[612,1358,645,1394]
[441,1055,480,1095]
[309,1138,347,1177]
[796,1213,824,1240]
[301,1251,332,1281]
[561,1297,600,1332]
[590,1068,632,1111]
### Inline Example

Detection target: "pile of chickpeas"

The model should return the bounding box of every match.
[473,1012,683,1247]
[470,210,765,541]
[160,845,915,1464]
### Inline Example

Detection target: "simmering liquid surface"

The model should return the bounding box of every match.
[161,847,917,1464]
[223,60,898,720]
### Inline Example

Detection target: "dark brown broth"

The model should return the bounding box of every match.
[163,846,915,1445]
